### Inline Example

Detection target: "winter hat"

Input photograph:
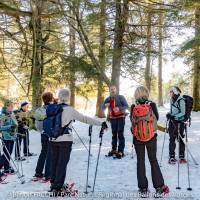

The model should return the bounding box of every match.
[170,86,182,95]
[21,101,29,108]
[4,100,13,108]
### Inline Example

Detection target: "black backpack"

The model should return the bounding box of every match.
[43,103,72,139]
[177,95,193,122]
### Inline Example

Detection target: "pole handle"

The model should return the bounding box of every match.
[89,125,93,136]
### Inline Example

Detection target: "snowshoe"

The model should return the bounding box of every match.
[40,177,51,183]
[168,158,177,165]
[138,188,150,198]
[15,157,26,161]
[105,150,117,157]
[179,158,187,164]
[4,168,15,175]
[0,173,7,184]
[24,152,37,157]
[113,151,125,159]
[32,173,44,182]
[154,185,169,198]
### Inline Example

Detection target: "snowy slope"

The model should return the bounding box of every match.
[0,108,200,200]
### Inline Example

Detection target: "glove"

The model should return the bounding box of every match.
[166,113,174,120]
[10,125,17,131]
[101,121,108,130]
[23,125,29,130]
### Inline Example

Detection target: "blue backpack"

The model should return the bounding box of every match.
[43,103,72,139]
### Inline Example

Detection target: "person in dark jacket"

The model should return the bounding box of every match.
[0,100,18,174]
[131,86,169,198]
[102,85,128,159]
[33,92,54,182]
[48,88,108,197]
[166,86,186,164]
[15,101,34,160]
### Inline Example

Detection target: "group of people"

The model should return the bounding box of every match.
[0,101,35,175]
[0,84,190,198]
[102,85,188,197]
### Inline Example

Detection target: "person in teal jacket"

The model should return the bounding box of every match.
[0,100,18,174]
[166,86,186,164]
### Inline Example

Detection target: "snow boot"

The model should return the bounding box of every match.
[107,150,117,157]
[179,158,187,164]
[114,151,124,159]
[154,185,169,198]
[4,168,15,175]
[168,158,177,165]
[32,173,44,181]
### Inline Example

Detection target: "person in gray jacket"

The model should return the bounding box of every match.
[166,86,186,164]
[49,88,107,196]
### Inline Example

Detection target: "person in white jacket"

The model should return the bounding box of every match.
[49,88,107,196]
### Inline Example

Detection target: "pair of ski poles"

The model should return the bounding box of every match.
[84,125,105,194]
[0,138,25,184]
[160,119,198,191]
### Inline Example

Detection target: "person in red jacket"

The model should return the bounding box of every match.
[102,85,128,159]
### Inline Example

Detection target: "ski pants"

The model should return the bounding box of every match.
[35,134,51,178]
[50,141,72,190]
[15,131,29,158]
[168,120,185,159]
[0,140,14,170]
[134,136,164,189]
[110,117,125,153]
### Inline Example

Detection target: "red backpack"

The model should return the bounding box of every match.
[131,103,157,142]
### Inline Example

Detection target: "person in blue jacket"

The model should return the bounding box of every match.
[0,100,18,174]
[102,85,128,159]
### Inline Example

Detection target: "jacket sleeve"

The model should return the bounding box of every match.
[0,125,12,132]
[101,97,110,110]
[119,95,129,112]
[130,104,135,121]
[71,107,102,126]
[174,99,185,120]
[150,102,159,120]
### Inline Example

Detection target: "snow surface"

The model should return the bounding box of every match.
[0,107,200,200]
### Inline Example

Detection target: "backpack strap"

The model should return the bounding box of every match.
[171,97,184,113]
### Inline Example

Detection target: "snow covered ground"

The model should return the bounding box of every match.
[0,107,200,200]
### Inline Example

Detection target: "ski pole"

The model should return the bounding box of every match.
[0,139,25,184]
[85,125,93,194]
[92,127,104,193]
[160,120,169,167]
[25,130,29,163]
[17,136,24,177]
[72,126,90,155]
[185,123,192,191]
[176,123,181,190]
[177,131,199,166]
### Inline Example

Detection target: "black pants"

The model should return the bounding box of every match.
[50,141,72,190]
[35,134,51,178]
[134,136,164,189]
[15,131,29,158]
[0,140,14,170]
[110,118,125,152]
[168,120,185,159]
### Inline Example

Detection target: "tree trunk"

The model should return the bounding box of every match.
[111,0,128,91]
[158,10,164,107]
[193,7,200,111]
[69,8,76,107]
[96,0,106,118]
[31,0,43,108]
[145,9,152,91]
